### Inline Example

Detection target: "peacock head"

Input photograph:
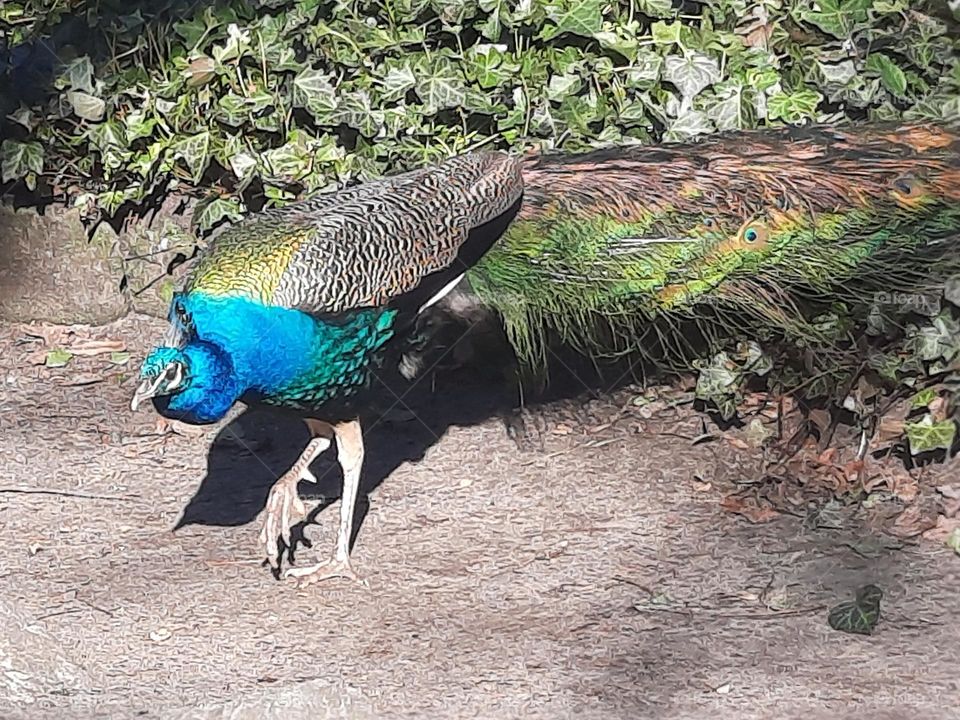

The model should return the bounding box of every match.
[131,341,242,424]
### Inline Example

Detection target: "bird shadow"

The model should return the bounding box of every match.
[173,357,533,567]
[172,334,651,572]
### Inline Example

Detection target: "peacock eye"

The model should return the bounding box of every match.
[894,178,913,194]
[744,227,759,243]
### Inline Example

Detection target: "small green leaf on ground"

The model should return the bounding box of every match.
[45,349,74,368]
[946,528,960,556]
[827,584,883,635]
[109,352,131,365]
[905,416,957,455]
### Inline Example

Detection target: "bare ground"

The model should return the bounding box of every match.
[1,316,959,720]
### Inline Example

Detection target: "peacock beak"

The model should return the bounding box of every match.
[131,375,165,412]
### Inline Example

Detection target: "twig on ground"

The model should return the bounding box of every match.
[0,487,141,502]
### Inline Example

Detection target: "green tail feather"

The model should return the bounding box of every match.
[467,122,960,376]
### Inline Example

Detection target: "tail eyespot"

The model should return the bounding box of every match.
[892,175,925,198]
[739,221,769,247]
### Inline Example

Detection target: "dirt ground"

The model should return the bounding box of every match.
[1,315,959,720]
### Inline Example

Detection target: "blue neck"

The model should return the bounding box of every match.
[175,292,398,415]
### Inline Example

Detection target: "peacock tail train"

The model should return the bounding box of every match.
[466,122,960,377]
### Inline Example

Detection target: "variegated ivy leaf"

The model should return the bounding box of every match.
[663,52,721,99]
[817,59,858,85]
[212,23,253,63]
[705,82,757,131]
[906,415,957,455]
[292,69,338,117]
[0,139,43,184]
[797,0,871,39]
[67,91,106,121]
[416,65,468,115]
[379,64,418,102]
[335,92,385,137]
[766,88,823,123]
[229,151,258,180]
[547,73,582,101]
[665,109,715,141]
[635,0,676,18]
[540,0,604,41]
[465,44,510,89]
[58,56,96,93]
[170,132,211,184]
[194,196,245,232]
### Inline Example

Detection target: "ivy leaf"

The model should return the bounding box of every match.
[767,88,823,123]
[635,0,676,18]
[593,30,639,61]
[122,109,156,142]
[905,415,957,455]
[540,0,603,41]
[547,73,583,101]
[1,139,43,184]
[464,44,510,89]
[623,53,663,89]
[170,132,211,184]
[66,91,106,121]
[292,68,338,118]
[798,0,872,38]
[865,53,908,98]
[212,23,253,63]
[193,196,244,232]
[416,64,468,115]
[59,56,96,93]
[827,585,883,635]
[229,150,258,180]
[664,109,715,142]
[817,59,858,85]
[650,20,683,46]
[380,64,418,101]
[663,52,721,99]
[88,121,127,152]
[335,91,385,137]
[705,82,756,131]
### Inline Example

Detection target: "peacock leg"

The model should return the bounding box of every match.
[258,418,333,569]
[285,418,365,586]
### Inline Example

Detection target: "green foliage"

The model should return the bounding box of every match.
[1,0,957,229]
[827,584,883,635]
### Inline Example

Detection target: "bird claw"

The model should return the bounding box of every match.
[284,557,365,587]
[258,472,308,569]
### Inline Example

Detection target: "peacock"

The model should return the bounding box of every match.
[131,121,960,585]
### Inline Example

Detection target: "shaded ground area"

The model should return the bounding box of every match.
[1,316,959,719]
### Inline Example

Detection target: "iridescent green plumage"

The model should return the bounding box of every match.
[464,122,960,374]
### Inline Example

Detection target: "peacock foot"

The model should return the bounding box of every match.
[503,406,545,452]
[258,471,309,569]
[284,556,366,587]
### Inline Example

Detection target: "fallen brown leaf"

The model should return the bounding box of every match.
[889,502,939,539]
[921,514,960,543]
[936,484,960,518]
[928,396,949,422]
[720,494,781,524]
[817,447,839,465]
[875,416,906,445]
